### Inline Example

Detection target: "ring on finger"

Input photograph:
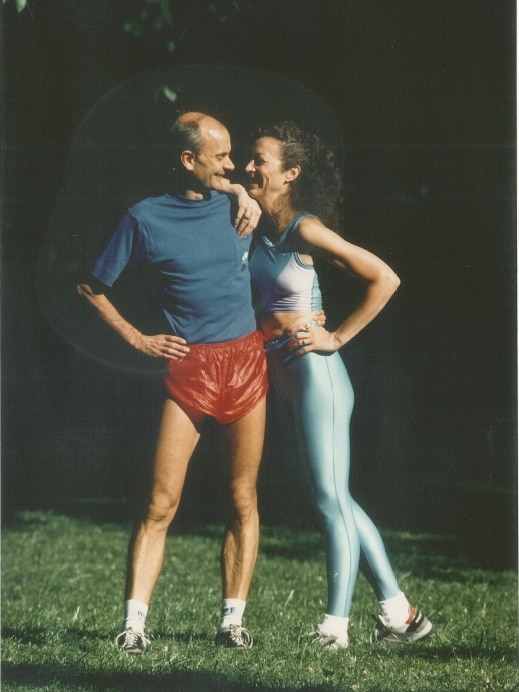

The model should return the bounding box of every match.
[303,322,312,331]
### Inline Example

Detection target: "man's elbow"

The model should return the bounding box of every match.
[380,269,400,295]
[77,277,108,300]
[391,271,401,292]
[77,282,90,297]
[77,282,98,301]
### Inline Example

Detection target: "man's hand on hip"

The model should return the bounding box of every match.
[135,333,190,360]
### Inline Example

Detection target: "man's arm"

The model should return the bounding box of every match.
[77,282,189,360]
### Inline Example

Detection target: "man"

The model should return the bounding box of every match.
[78,112,267,652]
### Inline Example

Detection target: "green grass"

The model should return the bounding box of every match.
[2,510,518,691]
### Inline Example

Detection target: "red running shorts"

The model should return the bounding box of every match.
[164,330,268,424]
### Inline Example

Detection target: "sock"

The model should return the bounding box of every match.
[320,613,349,642]
[219,598,246,629]
[123,599,148,633]
[378,591,411,626]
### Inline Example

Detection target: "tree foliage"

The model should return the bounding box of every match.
[123,0,246,55]
[3,0,31,13]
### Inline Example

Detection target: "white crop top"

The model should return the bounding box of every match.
[249,213,323,314]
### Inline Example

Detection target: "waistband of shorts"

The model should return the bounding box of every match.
[186,329,263,352]
[264,320,319,354]
[264,333,295,354]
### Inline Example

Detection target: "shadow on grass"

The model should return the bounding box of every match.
[0,663,279,692]
[3,648,517,692]
[1,661,338,692]
[2,626,336,692]
[2,626,49,647]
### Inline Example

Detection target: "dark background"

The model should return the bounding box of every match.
[2,1,516,567]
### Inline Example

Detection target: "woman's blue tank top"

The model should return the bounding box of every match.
[249,213,322,314]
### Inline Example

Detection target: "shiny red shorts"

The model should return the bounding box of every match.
[164,330,268,424]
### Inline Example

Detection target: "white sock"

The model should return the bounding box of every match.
[219,598,246,629]
[378,591,410,626]
[123,599,148,633]
[320,613,349,642]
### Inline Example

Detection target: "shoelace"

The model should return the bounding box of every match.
[116,629,150,650]
[310,625,347,648]
[227,625,252,647]
[372,615,393,641]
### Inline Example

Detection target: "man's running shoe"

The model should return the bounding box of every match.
[115,627,150,654]
[371,606,433,645]
[215,624,253,649]
[310,624,350,650]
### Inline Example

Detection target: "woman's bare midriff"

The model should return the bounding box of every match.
[257,311,318,342]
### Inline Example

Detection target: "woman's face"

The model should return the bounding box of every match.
[245,137,287,208]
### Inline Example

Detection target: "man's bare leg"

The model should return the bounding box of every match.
[125,398,205,605]
[219,397,266,603]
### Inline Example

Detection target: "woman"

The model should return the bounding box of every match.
[246,122,433,648]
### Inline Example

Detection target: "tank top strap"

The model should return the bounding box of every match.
[281,212,317,249]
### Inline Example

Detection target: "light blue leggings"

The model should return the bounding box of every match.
[266,335,401,618]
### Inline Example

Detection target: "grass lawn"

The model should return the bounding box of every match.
[2,509,517,691]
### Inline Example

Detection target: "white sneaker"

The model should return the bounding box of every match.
[115,627,150,654]
[215,624,253,649]
[310,624,350,649]
[371,606,433,645]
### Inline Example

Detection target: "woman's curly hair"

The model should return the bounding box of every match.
[255,121,344,230]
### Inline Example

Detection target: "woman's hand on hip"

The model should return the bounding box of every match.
[285,323,342,356]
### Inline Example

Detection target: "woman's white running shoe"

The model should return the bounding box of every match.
[371,606,433,645]
[310,624,350,649]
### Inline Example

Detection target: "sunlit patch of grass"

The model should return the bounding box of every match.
[2,511,518,691]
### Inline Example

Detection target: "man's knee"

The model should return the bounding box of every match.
[228,482,258,520]
[145,490,180,528]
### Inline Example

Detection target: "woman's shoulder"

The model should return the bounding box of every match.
[295,215,348,257]
[296,214,328,238]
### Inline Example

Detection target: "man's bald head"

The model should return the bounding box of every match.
[170,112,235,196]
[172,112,229,159]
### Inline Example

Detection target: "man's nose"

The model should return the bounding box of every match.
[225,156,235,171]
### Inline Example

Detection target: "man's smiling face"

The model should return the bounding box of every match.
[189,119,235,192]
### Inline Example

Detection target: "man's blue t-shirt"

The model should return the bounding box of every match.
[89,191,257,344]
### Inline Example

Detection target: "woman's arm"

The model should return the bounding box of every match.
[77,282,190,360]
[217,180,262,237]
[289,217,400,353]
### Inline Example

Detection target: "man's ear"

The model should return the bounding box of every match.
[180,149,196,171]
[285,164,301,183]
